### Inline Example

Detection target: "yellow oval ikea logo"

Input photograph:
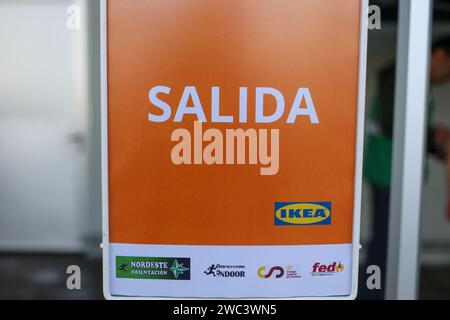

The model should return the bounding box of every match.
[274,202,332,226]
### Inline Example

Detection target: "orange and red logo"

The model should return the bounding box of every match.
[258,265,301,279]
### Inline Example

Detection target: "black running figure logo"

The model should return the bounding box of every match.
[204,264,218,276]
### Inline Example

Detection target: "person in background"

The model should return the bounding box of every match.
[363,36,450,300]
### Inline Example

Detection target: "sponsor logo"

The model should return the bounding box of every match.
[274,202,332,226]
[203,264,246,278]
[311,262,344,277]
[257,265,301,279]
[116,256,190,280]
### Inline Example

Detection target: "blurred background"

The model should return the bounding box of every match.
[1,0,450,300]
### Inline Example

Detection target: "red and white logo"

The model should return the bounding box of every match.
[311,262,344,277]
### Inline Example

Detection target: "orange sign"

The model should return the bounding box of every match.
[102,0,367,299]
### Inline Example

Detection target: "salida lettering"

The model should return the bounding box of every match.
[148,86,319,175]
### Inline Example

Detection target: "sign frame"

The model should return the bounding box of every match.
[100,0,368,300]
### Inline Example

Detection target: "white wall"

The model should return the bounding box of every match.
[0,0,99,252]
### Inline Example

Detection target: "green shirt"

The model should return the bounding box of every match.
[364,64,434,188]
[363,93,393,187]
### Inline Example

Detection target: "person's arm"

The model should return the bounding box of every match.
[429,126,450,160]
[446,142,450,220]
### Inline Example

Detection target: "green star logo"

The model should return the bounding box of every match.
[170,259,189,279]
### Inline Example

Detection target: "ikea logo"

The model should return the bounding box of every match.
[274,202,332,226]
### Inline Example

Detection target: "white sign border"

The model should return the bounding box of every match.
[100,0,369,300]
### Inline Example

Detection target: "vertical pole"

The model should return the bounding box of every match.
[386,0,433,300]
